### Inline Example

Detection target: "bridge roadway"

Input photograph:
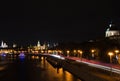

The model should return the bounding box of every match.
[48,55,120,81]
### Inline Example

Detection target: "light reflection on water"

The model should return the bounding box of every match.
[0,55,81,81]
[31,56,39,59]
[0,56,8,72]
[38,57,81,81]
[0,66,6,71]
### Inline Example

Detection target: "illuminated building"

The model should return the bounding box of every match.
[105,22,120,37]
[0,41,8,48]
[34,41,46,51]
[13,44,17,48]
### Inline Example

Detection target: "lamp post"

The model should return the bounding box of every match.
[78,50,83,61]
[108,52,114,76]
[108,52,113,63]
[67,50,70,57]
[115,50,119,63]
[115,50,119,54]
[59,50,62,56]
[91,49,95,59]
[73,50,77,57]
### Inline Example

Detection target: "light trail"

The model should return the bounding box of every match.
[76,60,120,74]
[50,54,65,60]
[50,54,120,74]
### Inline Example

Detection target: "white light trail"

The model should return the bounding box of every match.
[76,60,120,74]
[50,54,65,60]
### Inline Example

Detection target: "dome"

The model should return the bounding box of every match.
[105,22,120,37]
[108,23,119,31]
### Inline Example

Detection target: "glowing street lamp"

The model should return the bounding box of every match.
[91,49,95,53]
[73,50,77,56]
[48,50,52,54]
[78,50,83,61]
[115,50,119,54]
[108,52,114,63]
[59,50,62,54]
[41,50,44,54]
[115,50,119,61]
[91,49,95,59]
[108,52,114,76]
[73,50,76,53]
[67,50,70,57]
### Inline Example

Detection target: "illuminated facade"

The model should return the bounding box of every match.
[13,44,17,48]
[0,41,8,48]
[105,22,120,37]
[34,41,46,51]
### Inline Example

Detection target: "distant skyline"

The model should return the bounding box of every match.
[0,1,120,44]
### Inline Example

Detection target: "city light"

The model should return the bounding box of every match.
[115,50,119,54]
[78,50,83,61]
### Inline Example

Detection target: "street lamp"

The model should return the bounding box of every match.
[59,50,62,56]
[91,49,95,59]
[108,52,114,76]
[108,52,114,63]
[73,50,77,57]
[115,50,119,54]
[67,50,70,57]
[115,50,119,62]
[78,50,83,61]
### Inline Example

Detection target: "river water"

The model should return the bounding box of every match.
[0,55,81,81]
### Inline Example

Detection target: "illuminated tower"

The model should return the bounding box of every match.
[0,41,8,48]
[37,41,41,47]
[37,41,41,50]
[1,41,4,47]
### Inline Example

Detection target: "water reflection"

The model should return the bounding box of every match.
[19,57,25,62]
[31,56,39,59]
[0,54,8,72]
[38,58,81,81]
[0,55,81,81]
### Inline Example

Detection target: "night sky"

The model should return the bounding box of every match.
[0,1,120,45]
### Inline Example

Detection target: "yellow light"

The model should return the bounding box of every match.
[108,52,114,56]
[4,51,8,53]
[73,50,76,53]
[48,50,51,53]
[80,51,83,54]
[67,50,70,54]
[115,50,119,53]
[78,50,83,54]
[35,56,39,59]
[32,56,35,59]
[59,50,62,54]
[91,49,95,53]
[41,50,44,53]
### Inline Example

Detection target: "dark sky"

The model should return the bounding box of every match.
[0,0,120,45]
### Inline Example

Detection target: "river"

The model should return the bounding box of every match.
[0,55,81,81]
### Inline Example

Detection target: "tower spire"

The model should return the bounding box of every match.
[109,21,114,28]
[37,41,41,47]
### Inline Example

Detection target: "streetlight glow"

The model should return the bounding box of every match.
[115,50,119,54]
[78,50,83,61]
[67,50,70,57]
[108,51,114,76]
[91,49,95,53]
[108,52,114,56]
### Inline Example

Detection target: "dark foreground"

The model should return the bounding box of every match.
[0,56,81,81]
